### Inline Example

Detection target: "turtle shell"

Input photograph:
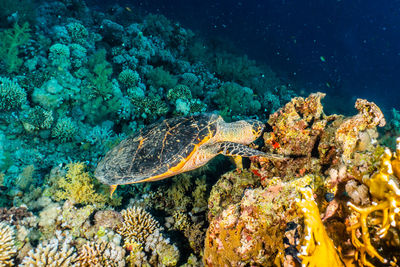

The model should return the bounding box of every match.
[95,113,221,185]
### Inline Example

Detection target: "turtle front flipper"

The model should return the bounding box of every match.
[216,141,286,160]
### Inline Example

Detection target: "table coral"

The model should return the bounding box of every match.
[0,222,17,266]
[347,140,400,266]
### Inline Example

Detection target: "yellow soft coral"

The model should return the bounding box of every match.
[347,138,400,266]
[54,162,106,206]
[297,187,344,267]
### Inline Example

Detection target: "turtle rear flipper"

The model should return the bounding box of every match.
[216,141,286,160]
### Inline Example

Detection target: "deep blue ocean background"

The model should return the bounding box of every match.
[90,0,400,115]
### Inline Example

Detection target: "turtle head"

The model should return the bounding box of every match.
[218,119,265,144]
[248,120,265,139]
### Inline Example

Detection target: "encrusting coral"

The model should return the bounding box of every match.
[346,137,400,266]
[0,222,17,266]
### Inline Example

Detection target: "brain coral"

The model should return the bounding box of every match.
[0,222,17,266]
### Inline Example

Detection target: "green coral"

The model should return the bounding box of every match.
[48,43,70,70]
[118,69,140,87]
[66,22,88,44]
[52,117,77,143]
[214,82,261,117]
[167,84,192,102]
[88,49,113,98]
[0,77,27,111]
[146,66,177,90]
[0,22,31,73]
[21,106,53,133]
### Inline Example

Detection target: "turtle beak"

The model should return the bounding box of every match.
[110,185,118,198]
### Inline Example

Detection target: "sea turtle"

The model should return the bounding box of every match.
[95,113,284,195]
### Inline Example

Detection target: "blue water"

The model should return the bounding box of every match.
[102,0,400,114]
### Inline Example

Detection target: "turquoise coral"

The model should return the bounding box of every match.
[0,77,27,111]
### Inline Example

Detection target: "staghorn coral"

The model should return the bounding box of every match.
[54,162,107,206]
[346,139,400,266]
[74,241,125,267]
[20,231,77,266]
[296,187,344,267]
[116,206,161,244]
[0,222,17,266]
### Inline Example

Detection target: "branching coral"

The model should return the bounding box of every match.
[118,69,140,87]
[347,139,400,266]
[297,187,344,267]
[52,117,78,143]
[117,206,179,266]
[75,241,125,267]
[116,206,161,244]
[20,231,77,266]
[0,222,17,266]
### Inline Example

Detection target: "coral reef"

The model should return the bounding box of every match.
[0,0,398,265]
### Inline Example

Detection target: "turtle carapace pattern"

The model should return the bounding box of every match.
[95,113,285,189]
